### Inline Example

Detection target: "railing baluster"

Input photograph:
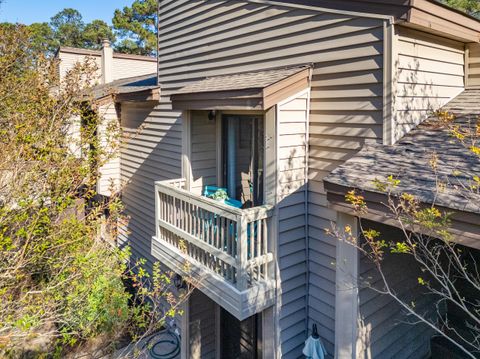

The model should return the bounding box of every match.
[226,219,231,281]
[263,218,268,280]
[256,220,261,261]
[249,220,254,261]
[237,214,248,291]
[180,200,185,231]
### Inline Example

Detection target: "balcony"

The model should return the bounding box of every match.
[152,178,276,320]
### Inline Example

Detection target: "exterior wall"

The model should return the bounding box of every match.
[156,0,384,358]
[58,52,102,82]
[190,111,217,195]
[112,56,157,81]
[188,290,218,359]
[119,102,182,262]
[281,0,480,43]
[357,221,435,359]
[57,50,156,83]
[307,31,385,357]
[467,43,480,88]
[276,90,310,357]
[97,103,121,197]
[66,114,82,158]
[392,26,465,141]
[156,1,387,357]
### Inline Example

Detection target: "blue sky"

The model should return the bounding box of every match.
[0,0,134,25]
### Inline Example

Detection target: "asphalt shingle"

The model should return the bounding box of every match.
[173,66,309,94]
[324,89,480,214]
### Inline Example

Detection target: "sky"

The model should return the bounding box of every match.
[0,0,134,25]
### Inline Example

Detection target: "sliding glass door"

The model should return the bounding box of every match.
[221,114,264,208]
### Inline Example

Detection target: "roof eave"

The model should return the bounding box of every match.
[406,0,480,42]
[324,180,480,250]
[170,67,311,111]
[115,87,161,103]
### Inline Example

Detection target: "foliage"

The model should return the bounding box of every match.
[1,0,155,56]
[22,8,116,55]
[82,20,117,50]
[49,8,85,48]
[0,24,188,357]
[27,22,58,54]
[112,0,157,55]
[441,0,480,17]
[330,110,480,358]
[210,189,229,201]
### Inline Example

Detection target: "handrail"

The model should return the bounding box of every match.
[155,179,273,221]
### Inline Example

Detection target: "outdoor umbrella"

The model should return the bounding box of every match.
[302,324,327,359]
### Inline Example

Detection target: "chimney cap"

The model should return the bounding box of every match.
[102,38,111,48]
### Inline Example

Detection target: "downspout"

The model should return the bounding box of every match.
[304,68,312,339]
[227,118,237,199]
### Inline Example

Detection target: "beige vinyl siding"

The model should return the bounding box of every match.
[357,222,435,359]
[119,102,182,262]
[154,1,387,357]
[308,39,384,359]
[189,291,218,359]
[393,26,465,141]
[111,57,157,81]
[276,90,309,355]
[97,103,121,197]
[467,43,480,87]
[190,111,217,195]
[58,52,102,82]
[66,114,82,158]
[58,51,156,83]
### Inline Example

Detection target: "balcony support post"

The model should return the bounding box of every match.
[155,184,161,239]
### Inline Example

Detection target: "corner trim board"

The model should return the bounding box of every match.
[334,213,360,359]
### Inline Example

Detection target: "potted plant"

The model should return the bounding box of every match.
[210,189,229,203]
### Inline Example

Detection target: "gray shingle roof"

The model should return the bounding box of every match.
[92,73,157,100]
[324,89,480,214]
[173,66,309,94]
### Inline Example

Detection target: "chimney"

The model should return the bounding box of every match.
[101,39,113,84]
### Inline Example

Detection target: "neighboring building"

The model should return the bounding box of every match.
[55,42,158,197]
[96,1,480,358]
[56,40,157,84]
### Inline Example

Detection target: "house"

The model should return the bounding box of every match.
[98,1,480,358]
[56,41,158,197]
[56,40,157,84]
[323,89,480,358]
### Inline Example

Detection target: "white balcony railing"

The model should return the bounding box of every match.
[154,179,274,292]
